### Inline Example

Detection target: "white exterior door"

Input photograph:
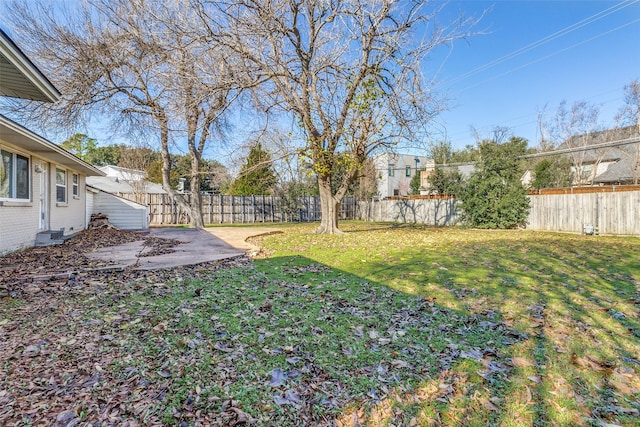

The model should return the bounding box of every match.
[39,163,48,230]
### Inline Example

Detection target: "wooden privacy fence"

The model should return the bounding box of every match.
[358,187,640,235]
[358,196,461,226]
[115,193,358,225]
[527,190,639,235]
[115,187,638,234]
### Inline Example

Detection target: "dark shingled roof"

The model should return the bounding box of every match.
[560,126,640,184]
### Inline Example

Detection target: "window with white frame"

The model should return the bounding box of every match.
[56,168,67,203]
[405,165,411,177]
[0,149,30,200]
[72,173,79,197]
[388,163,394,177]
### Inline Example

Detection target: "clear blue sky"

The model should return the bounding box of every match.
[1,0,638,158]
[424,0,640,151]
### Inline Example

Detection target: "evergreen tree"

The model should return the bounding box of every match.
[229,143,276,195]
[450,144,481,163]
[427,167,463,196]
[60,135,127,167]
[59,133,98,161]
[458,137,530,229]
[88,145,125,166]
[531,157,573,189]
[409,168,423,195]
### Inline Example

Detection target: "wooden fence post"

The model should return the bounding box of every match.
[220,194,224,224]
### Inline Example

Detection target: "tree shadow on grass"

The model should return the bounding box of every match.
[3,231,638,426]
[241,256,529,426]
[0,254,525,427]
[351,234,640,426]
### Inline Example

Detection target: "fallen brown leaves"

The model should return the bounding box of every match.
[0,230,250,426]
[0,229,181,290]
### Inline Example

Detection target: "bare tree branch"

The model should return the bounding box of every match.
[198,0,477,233]
[3,0,247,227]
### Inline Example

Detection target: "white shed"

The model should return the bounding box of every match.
[89,186,149,230]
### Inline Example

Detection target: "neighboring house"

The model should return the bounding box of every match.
[87,165,166,195]
[560,126,640,185]
[427,163,476,181]
[373,153,433,197]
[97,164,146,182]
[0,28,104,253]
[86,165,162,230]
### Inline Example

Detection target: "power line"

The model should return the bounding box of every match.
[429,136,640,168]
[444,0,639,87]
[521,136,640,159]
[455,17,640,95]
[441,87,628,142]
[435,2,639,148]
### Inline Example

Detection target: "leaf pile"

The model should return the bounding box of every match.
[1,253,251,426]
[0,229,182,288]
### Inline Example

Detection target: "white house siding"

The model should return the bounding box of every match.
[93,191,149,230]
[86,188,95,228]
[0,199,40,254]
[373,153,433,198]
[0,132,101,254]
[97,165,145,181]
[0,157,89,253]
[48,166,87,235]
[0,148,42,254]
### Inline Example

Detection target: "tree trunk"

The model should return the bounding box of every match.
[190,154,205,228]
[158,114,201,228]
[315,176,344,234]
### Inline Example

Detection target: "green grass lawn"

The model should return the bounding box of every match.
[2,222,639,426]
[248,222,640,426]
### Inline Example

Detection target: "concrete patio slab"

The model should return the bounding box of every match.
[87,226,281,270]
[204,227,282,251]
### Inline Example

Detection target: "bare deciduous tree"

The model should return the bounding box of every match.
[199,0,476,233]
[471,125,513,145]
[615,80,640,184]
[616,79,640,132]
[540,100,603,185]
[4,0,242,227]
[117,145,157,203]
[536,106,555,152]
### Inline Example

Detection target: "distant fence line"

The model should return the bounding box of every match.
[359,187,640,236]
[115,193,357,225]
[358,197,461,226]
[527,190,639,235]
[114,186,639,235]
